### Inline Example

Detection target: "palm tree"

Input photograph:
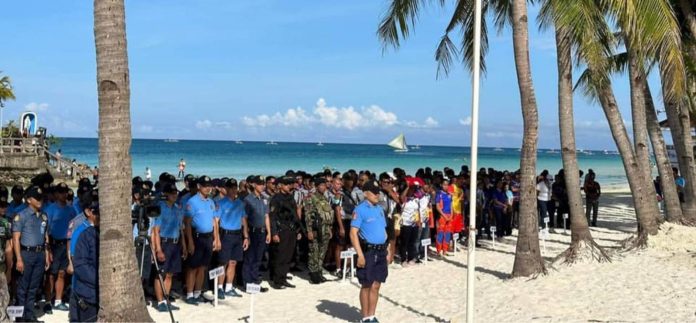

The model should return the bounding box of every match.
[0,74,15,107]
[377,0,546,277]
[538,1,609,264]
[566,0,685,245]
[93,0,152,320]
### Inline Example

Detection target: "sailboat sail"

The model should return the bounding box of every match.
[388,133,408,151]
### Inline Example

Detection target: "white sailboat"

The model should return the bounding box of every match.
[388,133,409,153]
[317,141,324,146]
[266,141,278,145]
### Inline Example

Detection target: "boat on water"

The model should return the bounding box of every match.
[164,139,179,143]
[388,133,409,153]
[411,144,421,150]
[266,141,278,145]
[546,149,559,154]
[235,140,243,144]
[493,147,503,152]
[317,141,324,146]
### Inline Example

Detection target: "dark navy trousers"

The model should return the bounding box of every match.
[17,249,45,320]
[242,231,266,285]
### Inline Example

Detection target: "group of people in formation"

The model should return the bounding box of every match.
[0,163,604,323]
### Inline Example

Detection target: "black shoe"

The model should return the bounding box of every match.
[286,275,293,280]
[260,287,269,293]
[282,281,296,288]
[43,303,53,315]
[270,282,286,290]
[309,272,322,284]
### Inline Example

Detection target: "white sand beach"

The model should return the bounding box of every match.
[43,191,696,322]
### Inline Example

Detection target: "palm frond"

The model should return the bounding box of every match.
[377,0,442,51]
[435,34,459,79]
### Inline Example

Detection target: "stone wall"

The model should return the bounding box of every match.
[0,154,51,186]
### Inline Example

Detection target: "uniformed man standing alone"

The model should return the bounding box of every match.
[268,176,300,289]
[305,177,334,284]
[350,180,392,323]
[13,186,51,322]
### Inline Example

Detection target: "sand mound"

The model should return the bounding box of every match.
[648,222,696,253]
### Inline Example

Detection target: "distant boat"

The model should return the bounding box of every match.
[411,144,421,150]
[603,149,609,155]
[317,141,324,146]
[585,150,594,155]
[266,141,278,145]
[235,140,243,144]
[164,139,179,143]
[546,149,559,154]
[493,147,503,152]
[388,133,409,153]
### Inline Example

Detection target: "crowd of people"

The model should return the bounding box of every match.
[0,164,607,323]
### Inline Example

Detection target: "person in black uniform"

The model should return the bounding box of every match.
[12,186,50,322]
[268,176,301,289]
[69,196,99,322]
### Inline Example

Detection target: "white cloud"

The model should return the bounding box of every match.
[25,102,49,112]
[404,116,439,128]
[242,98,406,130]
[460,116,472,126]
[424,117,438,127]
[195,119,213,129]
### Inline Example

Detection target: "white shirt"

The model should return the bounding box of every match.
[419,195,431,225]
[536,182,551,201]
[400,198,420,226]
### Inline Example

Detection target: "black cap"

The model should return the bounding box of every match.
[279,176,295,186]
[55,182,70,193]
[162,183,178,194]
[184,174,195,183]
[362,180,381,195]
[313,177,327,186]
[79,177,92,188]
[0,186,8,200]
[211,178,222,187]
[198,175,212,187]
[0,196,8,208]
[224,178,238,188]
[25,186,44,201]
[249,176,265,185]
[80,189,99,213]
[11,185,24,195]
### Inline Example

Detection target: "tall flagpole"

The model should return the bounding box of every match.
[466,0,483,322]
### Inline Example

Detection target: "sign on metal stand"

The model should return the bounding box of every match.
[421,238,432,263]
[490,226,497,247]
[209,266,225,307]
[453,233,460,254]
[246,283,261,323]
[340,248,356,283]
[7,306,23,322]
[563,214,568,234]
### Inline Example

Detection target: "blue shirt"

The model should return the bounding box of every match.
[72,224,98,304]
[243,193,268,228]
[44,202,77,240]
[217,197,245,231]
[185,193,218,234]
[6,201,27,220]
[72,197,83,215]
[70,221,90,256]
[12,206,47,247]
[67,212,87,240]
[435,190,452,214]
[153,201,184,239]
[351,201,387,245]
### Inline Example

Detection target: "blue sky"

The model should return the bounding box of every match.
[0,0,666,149]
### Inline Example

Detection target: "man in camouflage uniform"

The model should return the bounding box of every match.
[304,177,333,284]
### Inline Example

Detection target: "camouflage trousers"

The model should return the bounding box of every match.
[307,228,331,272]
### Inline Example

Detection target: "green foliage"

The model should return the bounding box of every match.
[0,72,16,108]
[1,120,20,137]
[46,134,62,147]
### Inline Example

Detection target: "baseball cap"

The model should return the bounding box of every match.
[249,176,265,185]
[198,175,213,187]
[25,186,44,201]
[224,178,238,188]
[0,186,8,200]
[279,176,295,186]
[55,182,70,193]
[162,183,178,194]
[313,177,327,186]
[362,180,381,194]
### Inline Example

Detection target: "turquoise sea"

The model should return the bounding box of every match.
[53,138,629,187]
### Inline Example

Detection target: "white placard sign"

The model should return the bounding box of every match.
[340,251,354,259]
[453,233,460,241]
[543,216,550,224]
[421,238,432,246]
[7,306,23,320]
[209,266,225,279]
[246,283,261,294]
[490,226,497,246]
[563,213,568,219]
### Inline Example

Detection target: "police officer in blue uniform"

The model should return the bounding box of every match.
[12,186,51,322]
[183,176,221,304]
[44,182,77,312]
[350,180,392,323]
[151,183,185,312]
[69,192,99,322]
[215,178,248,298]
[242,176,271,293]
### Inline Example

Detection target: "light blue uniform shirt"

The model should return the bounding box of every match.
[12,206,48,247]
[185,193,218,234]
[153,201,184,239]
[72,198,83,215]
[351,201,387,245]
[6,201,27,220]
[44,202,77,240]
[217,197,245,231]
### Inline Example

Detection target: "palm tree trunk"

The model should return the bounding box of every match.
[94,0,152,321]
[596,81,660,245]
[643,78,684,223]
[627,46,661,219]
[553,26,608,264]
[510,0,546,277]
[662,78,696,220]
